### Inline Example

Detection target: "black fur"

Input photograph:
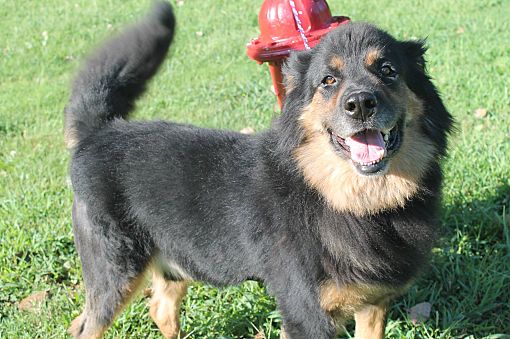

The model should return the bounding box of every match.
[66,3,452,338]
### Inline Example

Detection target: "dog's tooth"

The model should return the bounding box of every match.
[384,133,389,142]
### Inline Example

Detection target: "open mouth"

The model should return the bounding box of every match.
[329,124,401,175]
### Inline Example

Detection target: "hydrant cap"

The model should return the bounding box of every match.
[247,0,349,62]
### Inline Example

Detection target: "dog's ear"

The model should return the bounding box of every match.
[401,39,427,71]
[283,49,313,94]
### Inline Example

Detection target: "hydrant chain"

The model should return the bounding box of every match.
[288,0,311,50]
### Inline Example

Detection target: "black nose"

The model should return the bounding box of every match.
[343,92,377,120]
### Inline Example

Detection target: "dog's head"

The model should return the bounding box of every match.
[279,23,452,215]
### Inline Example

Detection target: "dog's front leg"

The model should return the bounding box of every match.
[275,290,336,339]
[354,303,388,339]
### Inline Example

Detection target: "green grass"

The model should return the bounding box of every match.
[1,0,509,337]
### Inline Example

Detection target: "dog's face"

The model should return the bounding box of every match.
[282,23,451,215]
[309,44,413,177]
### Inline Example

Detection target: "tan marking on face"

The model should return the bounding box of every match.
[298,86,345,138]
[365,49,381,66]
[405,86,426,120]
[294,85,434,216]
[297,91,328,136]
[330,55,345,70]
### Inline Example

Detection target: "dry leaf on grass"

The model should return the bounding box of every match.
[474,108,488,118]
[408,301,432,324]
[240,127,255,134]
[254,331,266,339]
[18,291,48,312]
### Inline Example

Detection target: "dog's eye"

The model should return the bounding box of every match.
[321,76,337,86]
[381,64,397,78]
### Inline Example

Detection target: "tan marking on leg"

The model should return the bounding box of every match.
[365,49,381,67]
[319,279,403,334]
[68,273,147,339]
[150,271,189,339]
[354,303,388,339]
[64,126,79,149]
[68,313,107,339]
[330,55,344,70]
[319,280,391,316]
[294,87,435,216]
[116,273,148,313]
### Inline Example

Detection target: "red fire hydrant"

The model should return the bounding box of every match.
[246,0,349,108]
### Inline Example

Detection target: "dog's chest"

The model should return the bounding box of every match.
[317,211,432,285]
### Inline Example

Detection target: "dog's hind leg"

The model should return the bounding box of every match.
[68,198,152,338]
[69,273,146,339]
[149,270,189,339]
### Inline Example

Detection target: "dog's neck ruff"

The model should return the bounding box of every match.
[293,121,436,216]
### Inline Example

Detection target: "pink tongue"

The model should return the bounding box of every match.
[345,130,386,164]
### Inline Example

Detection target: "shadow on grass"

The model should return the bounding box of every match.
[385,183,510,337]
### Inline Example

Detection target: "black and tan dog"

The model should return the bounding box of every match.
[65,2,452,338]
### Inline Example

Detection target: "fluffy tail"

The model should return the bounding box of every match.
[64,1,175,149]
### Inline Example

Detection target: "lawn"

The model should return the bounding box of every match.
[0,0,509,338]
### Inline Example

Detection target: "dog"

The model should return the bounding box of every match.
[65,2,452,338]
